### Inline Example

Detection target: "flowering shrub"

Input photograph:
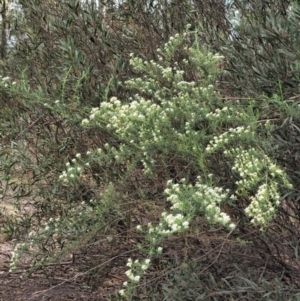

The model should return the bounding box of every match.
[81,29,290,226]
[8,27,292,298]
[79,29,292,296]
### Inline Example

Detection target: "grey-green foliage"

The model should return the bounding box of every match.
[2,27,293,290]
[0,1,300,300]
[6,0,229,108]
[0,71,101,243]
[221,0,298,98]
[146,261,300,301]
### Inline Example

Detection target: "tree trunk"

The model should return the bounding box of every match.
[1,0,7,59]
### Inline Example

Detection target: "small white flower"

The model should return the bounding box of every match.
[228,223,236,230]
[157,247,163,254]
[119,289,125,296]
[133,275,141,282]
[145,259,151,265]
[182,221,189,228]
[126,259,132,267]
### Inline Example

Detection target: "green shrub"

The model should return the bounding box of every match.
[3,24,297,299]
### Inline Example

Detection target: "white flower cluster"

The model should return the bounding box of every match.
[9,243,25,272]
[165,181,184,211]
[194,178,235,229]
[126,75,159,96]
[128,33,186,82]
[205,106,246,120]
[221,147,291,228]
[165,178,235,230]
[138,214,189,241]
[135,179,191,239]
[79,30,226,182]
[206,106,229,119]
[58,159,82,183]
[0,75,17,87]
[206,126,253,153]
[227,147,292,193]
[83,92,200,174]
[150,212,190,236]
[82,74,214,173]
[133,178,235,290]
[161,33,185,60]
[119,258,151,296]
[43,216,61,233]
[229,147,263,192]
[245,182,280,228]
[81,107,101,126]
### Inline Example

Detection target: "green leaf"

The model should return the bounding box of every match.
[277,48,296,59]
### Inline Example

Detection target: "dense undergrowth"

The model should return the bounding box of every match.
[1,1,300,300]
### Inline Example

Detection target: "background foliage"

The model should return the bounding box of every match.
[0,0,300,300]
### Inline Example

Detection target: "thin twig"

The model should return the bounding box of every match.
[16,117,43,139]
[26,248,137,300]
